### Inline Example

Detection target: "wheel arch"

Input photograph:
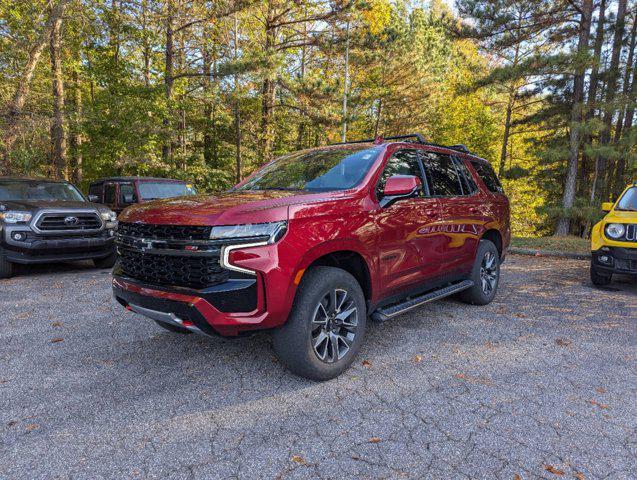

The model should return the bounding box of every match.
[305,250,373,303]
[481,229,503,257]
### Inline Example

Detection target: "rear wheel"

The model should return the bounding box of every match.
[459,239,500,305]
[0,249,14,279]
[590,264,612,286]
[273,266,367,381]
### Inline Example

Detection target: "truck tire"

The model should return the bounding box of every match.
[459,239,500,305]
[0,248,13,279]
[273,266,367,381]
[93,250,118,269]
[154,320,192,334]
[590,264,612,286]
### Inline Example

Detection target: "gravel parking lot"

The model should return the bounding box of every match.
[1,255,635,480]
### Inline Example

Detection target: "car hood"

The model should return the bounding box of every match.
[119,189,343,225]
[0,199,100,211]
[605,210,637,223]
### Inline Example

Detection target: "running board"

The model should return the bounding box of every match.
[371,280,474,322]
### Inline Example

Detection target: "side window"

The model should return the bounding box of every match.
[470,161,504,194]
[88,184,102,201]
[422,152,463,196]
[377,149,423,199]
[119,183,136,204]
[104,183,117,204]
[454,158,478,195]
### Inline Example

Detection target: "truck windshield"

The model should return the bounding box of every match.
[0,180,85,202]
[616,186,637,211]
[138,182,197,201]
[236,147,382,192]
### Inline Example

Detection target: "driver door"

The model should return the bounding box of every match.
[374,149,442,297]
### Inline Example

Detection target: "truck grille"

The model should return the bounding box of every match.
[36,212,102,231]
[118,248,228,289]
[624,224,636,242]
[118,222,212,241]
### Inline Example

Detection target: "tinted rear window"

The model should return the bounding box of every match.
[470,161,503,194]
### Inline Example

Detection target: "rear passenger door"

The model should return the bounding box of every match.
[421,151,481,275]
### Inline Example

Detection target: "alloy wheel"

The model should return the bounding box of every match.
[311,288,358,363]
[479,251,498,295]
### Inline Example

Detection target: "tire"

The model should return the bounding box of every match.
[459,239,500,305]
[273,266,367,381]
[154,320,192,334]
[93,250,118,269]
[0,248,14,279]
[590,264,612,286]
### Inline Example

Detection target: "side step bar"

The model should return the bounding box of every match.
[371,280,474,322]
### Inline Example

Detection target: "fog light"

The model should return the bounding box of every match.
[108,229,115,237]
[11,232,26,241]
[598,255,612,265]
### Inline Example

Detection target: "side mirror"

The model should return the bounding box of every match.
[601,202,613,212]
[122,194,135,204]
[88,195,99,203]
[381,175,422,207]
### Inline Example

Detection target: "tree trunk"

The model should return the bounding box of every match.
[341,18,350,142]
[141,0,151,87]
[162,0,174,163]
[70,69,83,184]
[50,3,67,180]
[499,96,514,177]
[613,15,636,144]
[260,2,276,163]
[202,47,213,165]
[234,13,242,183]
[1,0,68,175]
[596,0,627,201]
[555,0,593,236]
[613,54,637,197]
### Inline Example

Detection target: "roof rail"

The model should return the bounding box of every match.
[330,134,473,155]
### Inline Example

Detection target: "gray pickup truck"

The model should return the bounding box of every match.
[0,177,118,278]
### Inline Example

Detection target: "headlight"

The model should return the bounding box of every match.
[211,221,287,244]
[0,211,33,224]
[605,223,625,239]
[100,210,117,222]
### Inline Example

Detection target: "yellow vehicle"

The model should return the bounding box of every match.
[590,182,637,285]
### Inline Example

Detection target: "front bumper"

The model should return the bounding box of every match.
[1,227,116,264]
[592,246,637,275]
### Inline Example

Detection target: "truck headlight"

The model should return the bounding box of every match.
[0,211,33,224]
[211,221,287,244]
[605,223,625,239]
[100,210,117,222]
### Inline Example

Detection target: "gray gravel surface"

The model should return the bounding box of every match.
[1,255,635,480]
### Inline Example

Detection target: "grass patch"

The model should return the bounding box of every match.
[511,235,590,254]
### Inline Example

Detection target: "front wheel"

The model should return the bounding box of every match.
[590,264,612,286]
[459,239,500,305]
[0,248,14,279]
[273,266,367,381]
[93,250,118,269]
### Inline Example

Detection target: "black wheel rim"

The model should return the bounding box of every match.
[479,251,498,295]
[311,288,358,363]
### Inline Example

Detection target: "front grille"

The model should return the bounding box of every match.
[623,224,636,242]
[119,248,228,289]
[118,222,212,241]
[36,212,102,231]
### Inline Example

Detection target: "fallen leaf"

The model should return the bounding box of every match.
[555,338,572,347]
[514,313,527,318]
[596,387,606,394]
[574,473,585,480]
[544,465,565,476]
[51,321,63,328]
[588,400,608,409]
[25,424,39,432]
[50,338,64,343]
[361,360,372,367]
[369,437,381,443]
[513,475,522,480]
[412,355,423,363]
[7,420,17,427]
[291,455,306,465]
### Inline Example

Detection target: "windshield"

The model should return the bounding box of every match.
[236,147,382,192]
[138,182,197,201]
[616,186,637,211]
[0,180,85,202]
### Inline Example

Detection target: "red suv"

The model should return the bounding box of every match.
[113,134,510,380]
